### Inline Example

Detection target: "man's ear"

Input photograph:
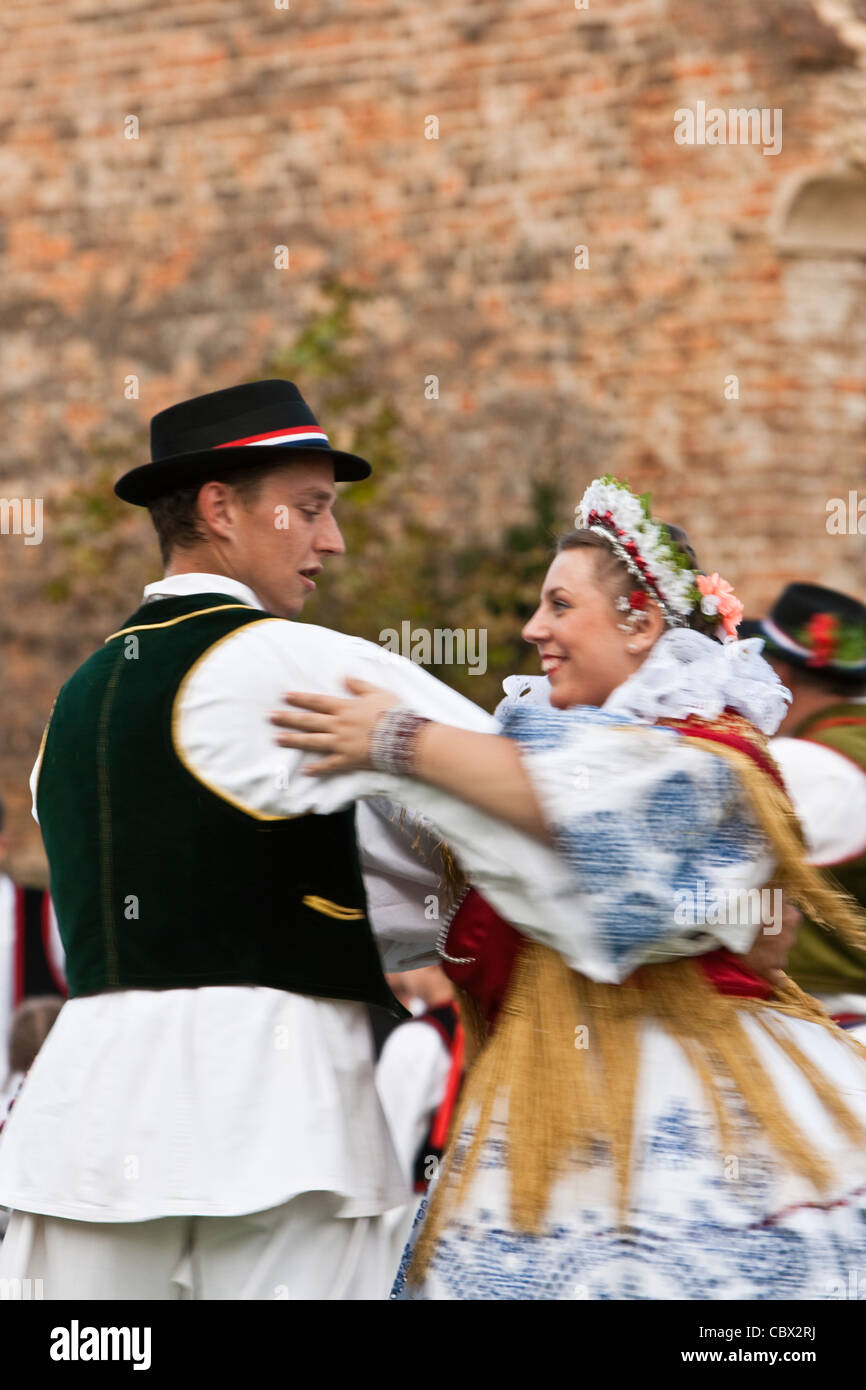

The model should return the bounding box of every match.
[195,481,237,541]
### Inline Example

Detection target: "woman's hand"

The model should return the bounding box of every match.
[269,678,400,775]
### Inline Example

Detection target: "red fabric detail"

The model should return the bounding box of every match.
[445,891,774,1022]
[802,715,866,736]
[695,948,773,1000]
[756,1182,866,1228]
[445,714,783,1021]
[430,1021,465,1151]
[441,889,523,1023]
[12,885,25,1007]
[674,707,787,790]
[416,1008,455,1053]
[215,426,328,448]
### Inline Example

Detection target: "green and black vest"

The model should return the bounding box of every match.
[35,592,404,1015]
[785,701,866,994]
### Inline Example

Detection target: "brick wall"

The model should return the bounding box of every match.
[1,0,864,870]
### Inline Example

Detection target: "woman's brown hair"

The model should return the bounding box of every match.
[555,524,719,640]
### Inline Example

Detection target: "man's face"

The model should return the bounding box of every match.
[200,457,346,618]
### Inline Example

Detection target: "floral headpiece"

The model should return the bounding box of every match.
[576,476,744,639]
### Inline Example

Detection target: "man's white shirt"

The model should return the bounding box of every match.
[0,572,571,1223]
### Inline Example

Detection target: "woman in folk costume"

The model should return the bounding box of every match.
[273,476,866,1300]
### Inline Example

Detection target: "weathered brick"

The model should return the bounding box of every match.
[0,0,864,874]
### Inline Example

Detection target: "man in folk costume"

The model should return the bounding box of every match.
[0,379,511,1300]
[743,585,866,1035]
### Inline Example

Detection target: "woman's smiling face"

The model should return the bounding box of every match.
[521,546,664,710]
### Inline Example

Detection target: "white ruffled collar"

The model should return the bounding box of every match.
[497,630,791,735]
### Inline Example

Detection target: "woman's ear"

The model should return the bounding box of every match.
[631,601,666,652]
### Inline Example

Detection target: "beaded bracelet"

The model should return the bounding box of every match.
[368,708,431,776]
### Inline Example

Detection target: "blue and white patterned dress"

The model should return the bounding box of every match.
[387,638,866,1300]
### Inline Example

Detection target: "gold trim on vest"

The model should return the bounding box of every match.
[302,894,366,920]
[171,617,308,822]
[104,604,257,643]
[31,695,58,810]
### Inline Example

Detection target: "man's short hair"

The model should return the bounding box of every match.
[146,462,287,565]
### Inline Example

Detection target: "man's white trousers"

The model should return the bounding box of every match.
[0,1192,395,1299]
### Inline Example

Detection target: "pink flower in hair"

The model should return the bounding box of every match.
[696,572,744,639]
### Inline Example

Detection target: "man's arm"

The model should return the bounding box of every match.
[173,619,498,966]
[172,618,497,820]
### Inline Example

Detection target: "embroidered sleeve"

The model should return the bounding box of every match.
[495,705,777,979]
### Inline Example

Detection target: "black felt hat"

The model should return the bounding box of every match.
[115,379,372,506]
[740,583,866,677]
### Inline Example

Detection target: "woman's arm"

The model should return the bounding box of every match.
[272,681,787,981]
[412,723,550,841]
[271,679,551,840]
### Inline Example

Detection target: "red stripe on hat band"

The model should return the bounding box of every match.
[761,616,812,659]
[216,427,329,448]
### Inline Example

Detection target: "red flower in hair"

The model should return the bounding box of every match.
[629,589,648,610]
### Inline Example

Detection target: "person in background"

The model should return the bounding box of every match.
[0,795,65,1055]
[0,995,63,1240]
[377,967,463,1191]
[743,584,866,1035]
[376,966,464,1278]
[367,972,421,1059]
[0,995,64,1123]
